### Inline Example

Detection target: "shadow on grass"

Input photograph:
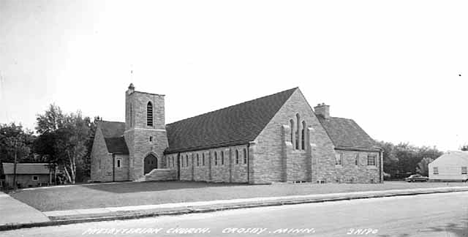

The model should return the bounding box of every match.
[82,181,248,193]
[421,217,468,237]
[379,217,468,237]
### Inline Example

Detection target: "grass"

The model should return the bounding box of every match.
[10,181,468,212]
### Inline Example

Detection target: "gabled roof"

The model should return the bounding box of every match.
[2,163,50,175]
[104,137,129,154]
[99,121,126,138]
[98,121,129,154]
[431,151,468,165]
[318,116,381,152]
[165,88,298,153]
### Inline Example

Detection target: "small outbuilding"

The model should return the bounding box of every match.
[428,151,468,182]
[1,163,52,188]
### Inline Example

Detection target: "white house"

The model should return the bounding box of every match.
[428,151,468,182]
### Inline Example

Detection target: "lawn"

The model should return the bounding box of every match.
[10,181,468,212]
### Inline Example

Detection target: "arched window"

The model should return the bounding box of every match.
[236,150,239,164]
[290,119,295,149]
[296,114,301,150]
[147,102,153,126]
[301,121,306,150]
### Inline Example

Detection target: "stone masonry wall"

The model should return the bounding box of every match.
[90,127,113,182]
[124,90,168,181]
[252,89,336,184]
[333,150,381,183]
[114,154,130,181]
[167,145,249,183]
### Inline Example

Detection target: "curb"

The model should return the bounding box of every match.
[1,187,467,232]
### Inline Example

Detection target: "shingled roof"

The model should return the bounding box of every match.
[2,163,50,175]
[318,116,381,152]
[98,121,129,154]
[165,88,298,154]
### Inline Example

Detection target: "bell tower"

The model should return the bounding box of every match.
[124,83,168,180]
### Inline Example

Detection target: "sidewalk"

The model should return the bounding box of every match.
[0,191,50,226]
[1,186,468,231]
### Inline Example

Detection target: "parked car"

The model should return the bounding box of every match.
[405,174,429,182]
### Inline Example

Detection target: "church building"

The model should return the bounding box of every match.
[90,84,383,184]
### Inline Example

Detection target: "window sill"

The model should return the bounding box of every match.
[366,166,378,169]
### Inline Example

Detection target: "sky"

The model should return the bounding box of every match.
[0,0,467,151]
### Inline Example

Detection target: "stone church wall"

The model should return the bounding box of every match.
[167,144,249,183]
[114,154,130,181]
[333,150,381,183]
[125,90,168,180]
[252,89,337,184]
[90,127,113,182]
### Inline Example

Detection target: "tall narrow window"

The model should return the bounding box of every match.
[197,154,200,166]
[296,114,300,150]
[221,151,224,165]
[202,153,205,166]
[301,121,306,150]
[129,104,133,127]
[290,119,295,149]
[236,150,239,164]
[367,155,376,166]
[147,102,153,126]
[214,152,218,166]
[335,153,343,166]
[186,155,189,167]
[355,153,359,166]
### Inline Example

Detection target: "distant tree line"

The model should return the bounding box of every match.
[376,141,444,178]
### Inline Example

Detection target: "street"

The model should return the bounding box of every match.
[2,192,467,237]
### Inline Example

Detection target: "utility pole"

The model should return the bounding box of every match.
[13,139,17,190]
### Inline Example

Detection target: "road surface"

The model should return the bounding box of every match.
[2,192,467,237]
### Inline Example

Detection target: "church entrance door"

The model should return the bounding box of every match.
[144,154,158,175]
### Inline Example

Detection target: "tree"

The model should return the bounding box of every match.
[416,157,434,176]
[54,112,90,183]
[35,105,97,183]
[0,123,34,189]
[0,123,33,162]
[375,141,443,179]
[35,104,65,134]
[376,141,399,178]
[460,144,468,151]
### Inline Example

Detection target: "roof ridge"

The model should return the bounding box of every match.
[99,120,125,124]
[165,87,299,153]
[167,87,298,126]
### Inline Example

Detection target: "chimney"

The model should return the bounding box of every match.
[314,103,330,119]
[127,83,135,95]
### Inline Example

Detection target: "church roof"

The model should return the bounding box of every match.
[99,120,126,138]
[104,137,129,154]
[165,88,298,154]
[318,116,381,152]
[98,121,129,154]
